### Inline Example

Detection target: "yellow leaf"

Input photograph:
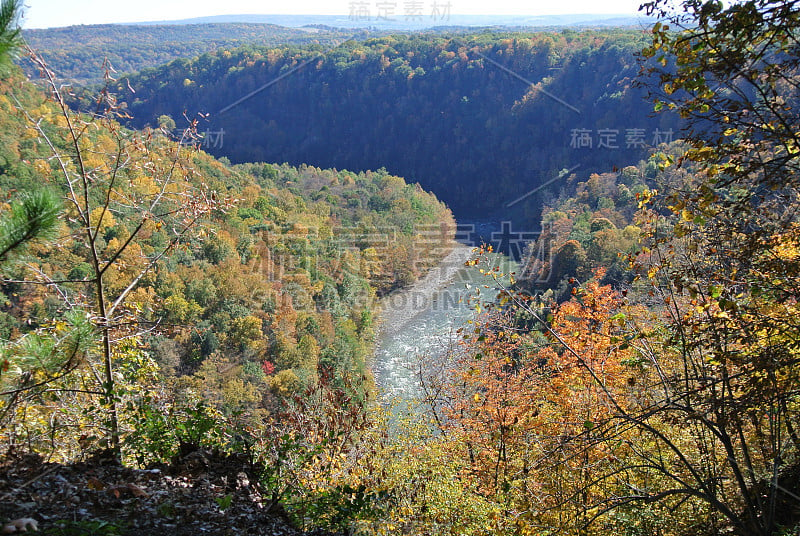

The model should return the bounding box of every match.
[87,477,106,490]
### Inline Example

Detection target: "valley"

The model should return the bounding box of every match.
[1,2,800,534]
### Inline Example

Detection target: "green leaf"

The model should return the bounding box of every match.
[710,285,722,299]
[215,493,233,511]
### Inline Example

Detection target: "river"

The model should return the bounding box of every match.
[372,243,516,403]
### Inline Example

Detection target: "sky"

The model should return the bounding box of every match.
[21,0,646,29]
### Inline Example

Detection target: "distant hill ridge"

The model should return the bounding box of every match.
[125,13,646,29]
[21,23,362,82]
[21,14,646,82]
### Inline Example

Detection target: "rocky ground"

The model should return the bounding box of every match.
[0,448,334,535]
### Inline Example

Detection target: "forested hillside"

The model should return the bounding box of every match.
[518,162,649,298]
[0,64,453,463]
[106,30,680,220]
[21,23,361,82]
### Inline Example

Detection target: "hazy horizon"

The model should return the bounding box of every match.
[21,0,646,29]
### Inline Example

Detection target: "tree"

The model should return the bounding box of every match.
[0,190,60,263]
[442,320,544,534]
[462,213,800,535]
[632,1,800,533]
[0,2,56,263]
[157,114,176,131]
[441,267,662,535]
[14,50,223,454]
[0,0,82,454]
[0,0,21,72]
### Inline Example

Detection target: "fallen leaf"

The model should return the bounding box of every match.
[127,483,148,497]
[87,477,106,490]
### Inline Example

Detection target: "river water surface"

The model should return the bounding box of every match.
[373,244,516,401]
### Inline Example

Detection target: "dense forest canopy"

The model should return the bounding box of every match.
[99,29,681,221]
